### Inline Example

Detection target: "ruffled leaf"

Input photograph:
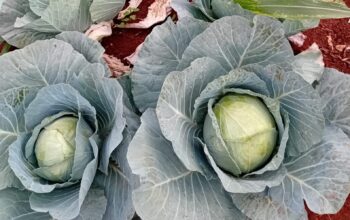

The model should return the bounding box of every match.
[127,109,246,220]
[318,68,350,137]
[0,188,51,220]
[178,15,294,71]
[73,188,107,220]
[90,0,125,23]
[246,64,325,156]
[131,17,209,112]
[157,57,226,177]
[271,125,350,215]
[70,64,125,174]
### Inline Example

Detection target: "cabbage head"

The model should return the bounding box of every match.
[0,32,139,220]
[127,15,350,220]
[0,0,125,48]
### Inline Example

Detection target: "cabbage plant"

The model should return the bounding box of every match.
[0,32,139,220]
[127,15,350,219]
[0,0,125,48]
[172,0,350,36]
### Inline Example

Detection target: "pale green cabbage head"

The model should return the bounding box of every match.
[203,94,277,176]
[35,117,79,182]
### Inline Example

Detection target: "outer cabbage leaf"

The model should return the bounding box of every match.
[157,57,226,177]
[231,191,307,220]
[132,17,209,112]
[0,188,51,220]
[171,0,210,21]
[230,126,350,219]
[177,16,294,71]
[270,125,350,215]
[0,0,125,48]
[70,64,125,174]
[211,0,254,19]
[193,0,216,20]
[172,0,252,21]
[74,188,107,220]
[127,109,246,220]
[0,39,87,92]
[0,98,25,190]
[0,0,57,48]
[283,19,320,36]
[55,32,108,72]
[245,65,325,156]
[24,84,97,131]
[94,164,136,220]
[92,93,140,220]
[318,68,350,137]
[39,0,91,32]
[28,0,49,16]
[90,0,125,23]
[292,43,324,84]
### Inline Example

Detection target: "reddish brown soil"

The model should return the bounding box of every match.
[101,0,155,64]
[291,18,350,74]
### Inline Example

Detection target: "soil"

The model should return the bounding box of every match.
[291,18,350,74]
[101,0,156,65]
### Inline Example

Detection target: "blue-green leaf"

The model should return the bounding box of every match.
[0,39,88,92]
[132,17,209,112]
[0,99,23,190]
[292,43,324,84]
[127,109,246,220]
[271,125,350,215]
[171,0,211,21]
[0,188,51,220]
[157,57,226,177]
[246,64,325,156]
[28,0,49,16]
[70,64,125,174]
[24,84,97,131]
[37,0,92,32]
[90,0,126,22]
[73,188,107,220]
[211,0,254,19]
[230,126,350,219]
[178,15,294,71]
[94,165,136,220]
[318,68,350,137]
[0,0,57,48]
[55,32,108,72]
[231,191,307,220]
[283,19,319,36]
